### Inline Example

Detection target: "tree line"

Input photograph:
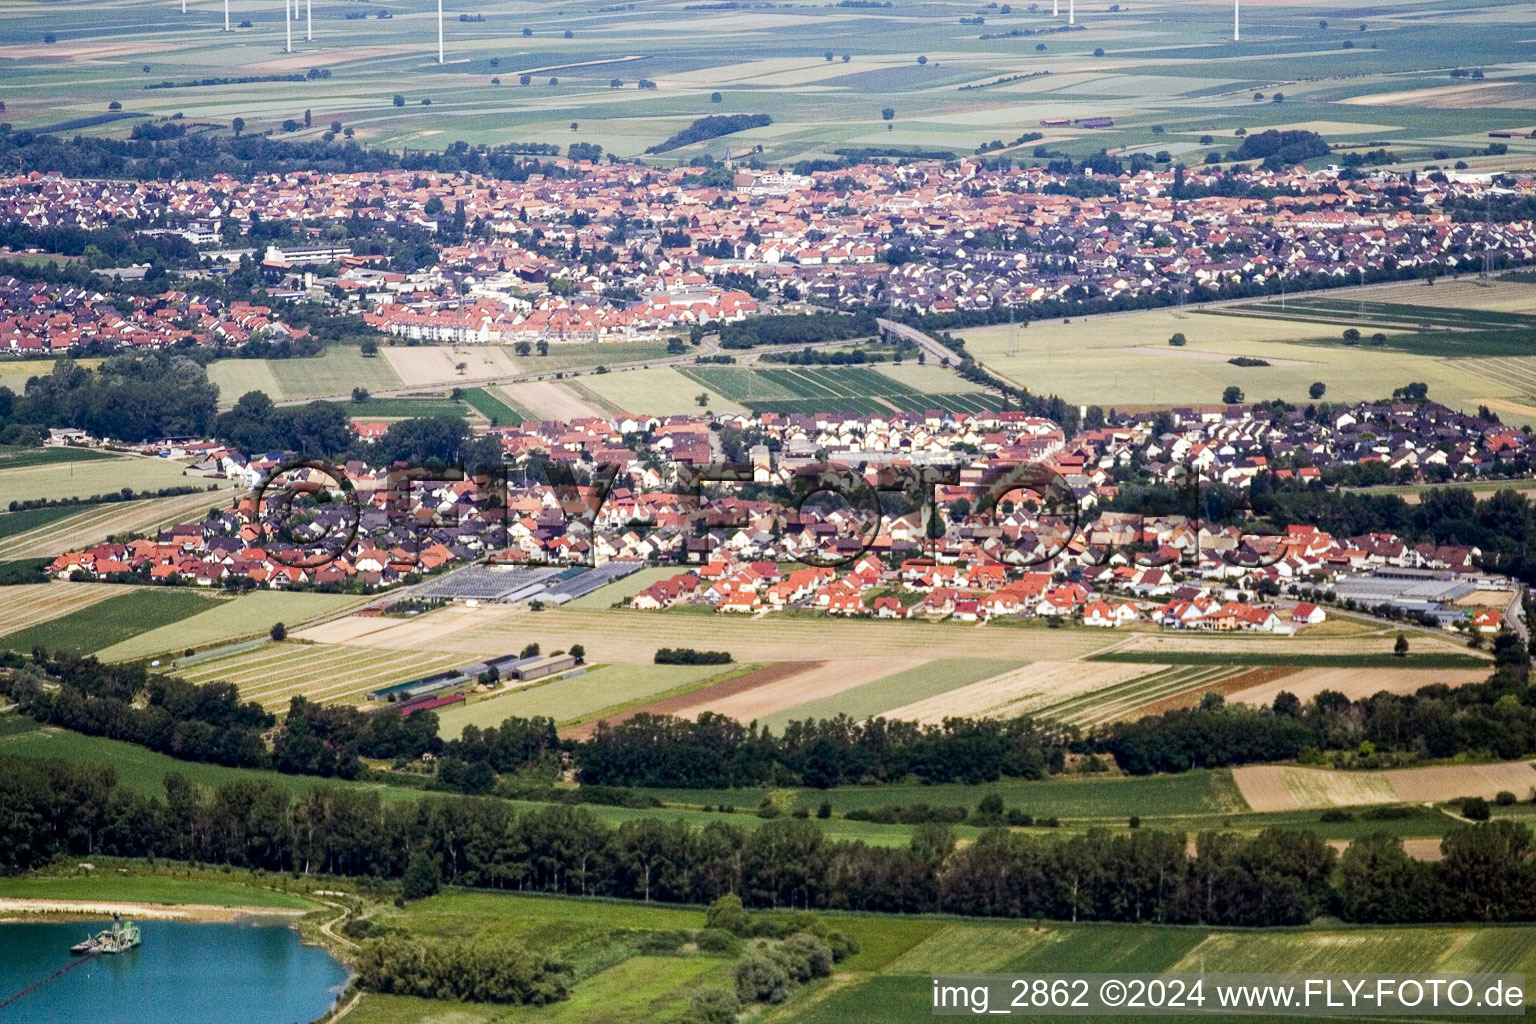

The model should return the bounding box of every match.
[5,755,1535,927]
[1,655,438,777]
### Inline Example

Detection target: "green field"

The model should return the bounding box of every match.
[461,386,530,424]
[8,0,1536,174]
[0,446,116,470]
[0,587,218,655]
[344,398,468,418]
[0,721,421,803]
[962,285,1536,420]
[92,590,368,662]
[678,366,997,416]
[207,349,403,405]
[643,767,1242,820]
[0,503,86,540]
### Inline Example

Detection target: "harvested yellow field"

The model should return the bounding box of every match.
[500,381,607,421]
[1234,761,1536,811]
[881,660,1154,725]
[292,603,491,650]
[1235,765,1398,812]
[375,606,1118,665]
[381,345,521,387]
[1227,667,1491,707]
[1389,762,1536,804]
[1112,629,1474,658]
[0,582,121,637]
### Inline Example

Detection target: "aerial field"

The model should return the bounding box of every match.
[1226,665,1491,706]
[0,489,235,562]
[678,365,998,416]
[206,349,402,405]
[0,587,218,655]
[1233,760,1536,812]
[0,453,223,503]
[574,365,745,415]
[0,582,124,640]
[92,590,368,663]
[963,296,1536,416]
[6,0,1536,174]
[879,659,1156,726]
[436,661,749,737]
[175,640,470,711]
[380,344,521,387]
[500,379,609,421]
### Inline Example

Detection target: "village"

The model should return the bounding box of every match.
[39,391,1527,640]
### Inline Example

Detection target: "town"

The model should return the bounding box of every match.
[4,150,1536,349]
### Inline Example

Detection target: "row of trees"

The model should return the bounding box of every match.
[6,756,1534,926]
[1,654,439,778]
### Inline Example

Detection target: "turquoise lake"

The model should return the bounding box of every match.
[0,918,348,1023]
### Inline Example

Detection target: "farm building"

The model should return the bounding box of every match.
[507,652,580,682]
[367,668,469,703]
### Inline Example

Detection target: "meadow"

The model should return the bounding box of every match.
[0,453,223,503]
[206,348,403,405]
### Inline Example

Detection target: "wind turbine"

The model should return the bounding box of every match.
[438,0,445,63]
[224,0,230,31]
[1052,0,1058,15]
[1233,0,1240,41]
[1068,0,1074,24]
[285,0,292,52]
[306,0,311,41]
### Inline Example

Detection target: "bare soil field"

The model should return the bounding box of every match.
[1135,665,1297,717]
[561,661,815,739]
[381,346,521,387]
[1235,761,1536,812]
[1227,667,1490,707]
[501,381,608,421]
[880,660,1152,725]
